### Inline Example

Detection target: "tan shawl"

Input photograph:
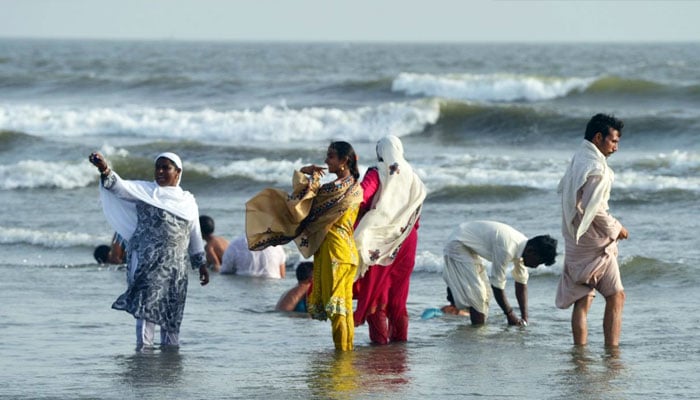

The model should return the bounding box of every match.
[246,171,362,258]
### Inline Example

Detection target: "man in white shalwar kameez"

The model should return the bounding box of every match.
[442,221,557,326]
[556,113,629,347]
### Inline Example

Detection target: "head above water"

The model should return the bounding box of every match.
[522,235,558,268]
[295,261,314,283]
[199,215,215,236]
[93,244,110,264]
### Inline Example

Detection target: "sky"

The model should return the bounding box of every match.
[1,0,699,43]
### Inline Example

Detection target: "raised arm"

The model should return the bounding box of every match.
[89,152,141,201]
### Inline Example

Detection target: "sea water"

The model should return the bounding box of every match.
[1,39,699,399]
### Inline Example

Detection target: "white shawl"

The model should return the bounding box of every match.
[98,152,199,241]
[354,135,427,277]
[558,140,614,243]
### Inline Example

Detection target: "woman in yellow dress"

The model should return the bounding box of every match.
[246,141,362,351]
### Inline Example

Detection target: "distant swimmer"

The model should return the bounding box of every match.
[199,215,229,272]
[93,232,126,264]
[442,220,557,326]
[276,261,314,313]
[220,235,286,279]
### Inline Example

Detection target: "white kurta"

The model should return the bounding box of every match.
[442,221,528,315]
[220,236,287,278]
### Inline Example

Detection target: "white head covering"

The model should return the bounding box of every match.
[353,135,427,277]
[99,152,199,241]
[558,140,614,243]
[156,152,183,185]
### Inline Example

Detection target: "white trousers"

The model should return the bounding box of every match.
[135,319,179,350]
[442,241,493,316]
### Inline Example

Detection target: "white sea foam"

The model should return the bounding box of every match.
[189,158,306,185]
[0,160,96,190]
[0,100,440,142]
[616,171,700,192]
[2,150,698,194]
[392,72,595,102]
[615,150,700,192]
[414,250,444,273]
[654,150,700,174]
[0,226,108,248]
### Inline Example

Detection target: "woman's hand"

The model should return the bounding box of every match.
[89,152,110,174]
[300,164,326,176]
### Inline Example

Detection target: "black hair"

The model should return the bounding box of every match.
[329,141,360,180]
[526,235,558,266]
[199,215,215,236]
[446,286,455,306]
[296,261,314,282]
[585,113,624,141]
[93,244,110,264]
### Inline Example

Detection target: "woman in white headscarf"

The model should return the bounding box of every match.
[89,151,209,351]
[353,135,426,344]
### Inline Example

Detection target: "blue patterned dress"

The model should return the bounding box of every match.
[104,173,206,333]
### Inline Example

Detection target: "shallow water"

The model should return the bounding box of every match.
[2,262,698,399]
[1,39,699,399]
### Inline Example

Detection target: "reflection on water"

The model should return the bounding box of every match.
[355,344,410,387]
[557,346,627,400]
[307,344,411,399]
[308,351,360,399]
[116,347,184,393]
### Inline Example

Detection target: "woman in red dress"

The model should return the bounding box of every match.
[353,135,426,344]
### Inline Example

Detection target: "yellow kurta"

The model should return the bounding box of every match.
[245,170,362,351]
[308,205,360,351]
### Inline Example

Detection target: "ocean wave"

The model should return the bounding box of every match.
[0,100,440,143]
[392,72,700,103]
[0,226,108,248]
[421,100,700,146]
[413,253,692,284]
[427,185,543,203]
[582,76,700,102]
[631,150,700,176]
[614,188,700,205]
[0,129,42,151]
[583,76,667,94]
[3,100,697,150]
[2,149,698,200]
[0,160,96,190]
[426,101,578,143]
[190,158,306,186]
[620,256,692,284]
[392,72,594,102]
[614,168,700,198]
